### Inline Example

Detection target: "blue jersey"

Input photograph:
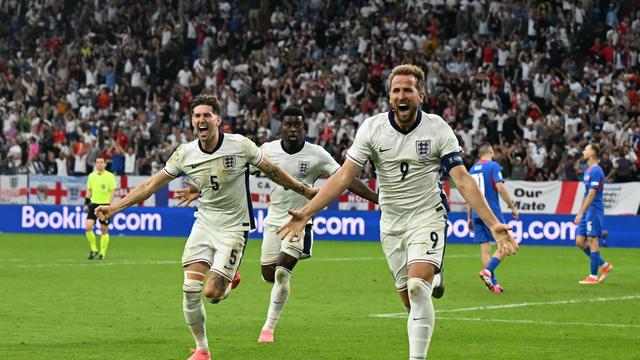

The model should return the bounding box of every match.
[469,160,504,221]
[583,164,605,215]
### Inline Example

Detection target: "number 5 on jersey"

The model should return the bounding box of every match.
[210,176,220,191]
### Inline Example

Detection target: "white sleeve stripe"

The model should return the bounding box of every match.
[163,168,178,178]
[590,181,599,186]
[346,154,364,167]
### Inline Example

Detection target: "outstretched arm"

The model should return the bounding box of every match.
[346,177,378,204]
[277,160,362,240]
[256,156,316,199]
[95,171,173,221]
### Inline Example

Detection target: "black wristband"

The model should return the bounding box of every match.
[85,198,91,206]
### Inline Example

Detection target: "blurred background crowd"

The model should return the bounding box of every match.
[1,0,639,182]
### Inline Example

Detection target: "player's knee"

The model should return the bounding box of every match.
[274,266,291,283]
[204,287,226,303]
[407,278,431,302]
[183,278,204,305]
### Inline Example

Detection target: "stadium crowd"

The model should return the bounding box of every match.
[0,0,639,182]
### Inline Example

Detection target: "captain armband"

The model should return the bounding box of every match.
[441,152,465,173]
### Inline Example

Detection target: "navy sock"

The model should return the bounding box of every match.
[590,251,600,276]
[583,247,605,267]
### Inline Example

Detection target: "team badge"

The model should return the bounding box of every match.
[298,161,310,176]
[223,155,236,169]
[101,184,106,190]
[416,140,431,158]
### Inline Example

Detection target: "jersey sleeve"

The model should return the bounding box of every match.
[163,144,184,178]
[491,162,504,184]
[243,137,263,166]
[318,146,341,175]
[86,173,93,191]
[346,118,372,168]
[589,167,604,190]
[249,144,266,174]
[436,116,464,173]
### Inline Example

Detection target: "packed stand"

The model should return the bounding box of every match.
[0,0,639,182]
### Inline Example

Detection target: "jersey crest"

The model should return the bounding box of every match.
[298,160,310,176]
[416,140,431,158]
[223,155,236,169]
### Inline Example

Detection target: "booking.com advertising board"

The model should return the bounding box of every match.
[1,205,638,248]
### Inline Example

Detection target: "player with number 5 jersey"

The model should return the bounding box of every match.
[276,64,519,360]
[573,143,613,285]
[93,94,317,360]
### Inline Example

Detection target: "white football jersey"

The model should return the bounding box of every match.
[163,133,263,231]
[347,111,462,234]
[259,140,340,226]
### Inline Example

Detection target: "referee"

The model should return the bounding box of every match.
[84,157,117,260]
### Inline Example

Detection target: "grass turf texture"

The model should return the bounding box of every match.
[0,233,638,359]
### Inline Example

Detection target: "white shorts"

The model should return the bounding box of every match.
[381,216,448,291]
[182,222,248,281]
[260,223,313,265]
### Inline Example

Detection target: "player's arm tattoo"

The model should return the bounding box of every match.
[261,161,308,195]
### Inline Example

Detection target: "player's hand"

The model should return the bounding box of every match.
[174,182,200,207]
[511,207,520,220]
[94,205,116,222]
[304,187,320,200]
[573,213,583,225]
[276,210,310,241]
[467,218,474,232]
[490,223,518,256]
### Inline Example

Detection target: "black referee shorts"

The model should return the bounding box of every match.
[87,203,110,225]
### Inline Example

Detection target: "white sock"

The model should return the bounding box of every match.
[407,278,435,360]
[262,267,292,331]
[432,273,441,288]
[183,277,209,351]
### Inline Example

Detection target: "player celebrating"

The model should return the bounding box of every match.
[176,106,379,343]
[84,156,117,260]
[277,64,518,360]
[467,143,519,293]
[574,143,613,284]
[256,107,378,343]
[95,94,316,360]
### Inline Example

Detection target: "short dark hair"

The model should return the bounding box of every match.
[189,93,221,116]
[280,106,304,121]
[590,143,600,156]
[478,142,493,156]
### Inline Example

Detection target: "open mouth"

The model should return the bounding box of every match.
[397,103,410,113]
[197,124,209,137]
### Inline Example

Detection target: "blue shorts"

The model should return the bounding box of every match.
[472,218,495,244]
[576,212,604,238]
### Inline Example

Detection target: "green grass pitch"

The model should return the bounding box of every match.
[1,233,638,359]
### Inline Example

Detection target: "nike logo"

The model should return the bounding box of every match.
[412,317,429,321]
[273,301,285,305]
[426,251,438,255]
[224,265,234,270]
[191,163,201,169]
[379,148,391,153]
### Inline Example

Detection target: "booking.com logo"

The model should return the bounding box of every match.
[250,209,366,236]
[20,205,162,231]
[447,219,577,243]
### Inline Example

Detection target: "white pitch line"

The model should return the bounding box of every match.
[370,295,640,318]
[437,316,640,328]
